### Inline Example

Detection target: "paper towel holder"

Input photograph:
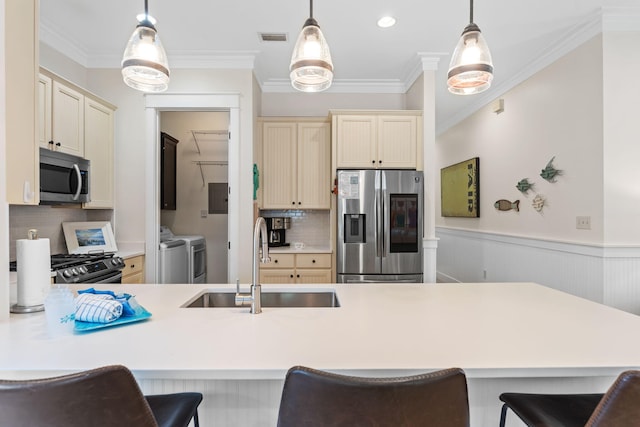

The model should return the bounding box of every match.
[10,229,48,314]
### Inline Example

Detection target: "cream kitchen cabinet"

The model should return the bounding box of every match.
[332,111,422,170]
[50,80,85,156]
[83,98,115,208]
[261,120,330,210]
[260,253,332,284]
[5,0,39,205]
[39,69,116,208]
[122,255,145,284]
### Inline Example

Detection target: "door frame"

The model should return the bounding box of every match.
[144,93,241,283]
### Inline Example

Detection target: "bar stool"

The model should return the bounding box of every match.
[0,365,202,427]
[498,370,640,427]
[277,366,470,427]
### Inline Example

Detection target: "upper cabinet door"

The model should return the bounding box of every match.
[377,115,417,169]
[297,122,330,209]
[38,74,52,149]
[335,115,376,168]
[52,80,84,157]
[262,122,297,209]
[83,98,115,209]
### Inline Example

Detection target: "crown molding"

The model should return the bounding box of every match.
[260,78,408,94]
[401,53,446,92]
[40,19,90,67]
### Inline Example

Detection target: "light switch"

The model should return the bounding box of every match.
[201,210,208,218]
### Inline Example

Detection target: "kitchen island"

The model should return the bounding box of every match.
[2,282,640,426]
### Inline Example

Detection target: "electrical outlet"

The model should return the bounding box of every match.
[483,270,487,280]
[576,216,591,230]
[200,210,208,218]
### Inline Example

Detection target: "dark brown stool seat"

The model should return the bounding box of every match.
[0,365,202,427]
[498,370,640,427]
[277,366,470,427]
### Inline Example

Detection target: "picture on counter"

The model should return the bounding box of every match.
[441,157,480,218]
[62,221,118,254]
[75,229,106,247]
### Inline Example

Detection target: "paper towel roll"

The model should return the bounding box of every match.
[16,237,51,307]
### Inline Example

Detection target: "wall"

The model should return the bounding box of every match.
[261,92,405,117]
[160,111,229,283]
[1,0,8,319]
[436,33,640,314]
[437,35,604,244]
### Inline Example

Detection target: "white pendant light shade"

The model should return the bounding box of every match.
[290,1,333,92]
[121,3,169,93]
[447,0,493,95]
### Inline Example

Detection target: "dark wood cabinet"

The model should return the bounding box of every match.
[160,132,179,210]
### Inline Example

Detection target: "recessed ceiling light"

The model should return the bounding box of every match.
[377,16,396,28]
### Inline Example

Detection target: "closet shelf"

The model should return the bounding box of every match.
[190,130,228,155]
[192,160,228,187]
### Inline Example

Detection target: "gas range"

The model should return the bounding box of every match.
[50,253,125,284]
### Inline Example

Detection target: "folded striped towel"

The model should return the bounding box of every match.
[75,293,123,323]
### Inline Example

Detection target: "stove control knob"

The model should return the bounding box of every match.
[111,259,118,266]
[71,268,79,276]
[63,269,73,278]
[78,266,88,274]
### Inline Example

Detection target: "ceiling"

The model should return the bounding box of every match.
[40,0,636,133]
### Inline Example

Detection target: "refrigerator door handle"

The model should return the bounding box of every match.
[375,186,382,258]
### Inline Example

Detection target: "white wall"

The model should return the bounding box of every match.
[436,33,640,315]
[437,36,604,244]
[1,0,9,320]
[160,111,229,283]
[261,92,405,117]
[602,31,640,244]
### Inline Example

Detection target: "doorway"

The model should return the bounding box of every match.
[160,111,229,283]
[144,93,246,285]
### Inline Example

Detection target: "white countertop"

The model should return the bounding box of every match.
[2,282,640,381]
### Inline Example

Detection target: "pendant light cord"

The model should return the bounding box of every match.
[144,0,149,18]
[309,0,314,19]
[469,0,474,24]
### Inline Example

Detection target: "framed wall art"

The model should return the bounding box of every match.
[441,157,480,218]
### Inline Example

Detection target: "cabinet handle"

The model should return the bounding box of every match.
[378,160,382,164]
[297,274,300,278]
[312,259,316,263]
[48,140,54,145]
[298,202,301,205]
[274,259,278,263]
[372,160,375,164]
[292,202,295,205]
[130,265,135,268]
[290,274,294,278]
[56,142,61,147]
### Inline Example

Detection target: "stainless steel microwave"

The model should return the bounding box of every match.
[39,148,90,204]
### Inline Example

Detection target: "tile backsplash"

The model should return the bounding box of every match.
[9,205,113,260]
[260,210,330,248]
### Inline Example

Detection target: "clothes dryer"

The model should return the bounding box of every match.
[160,226,207,283]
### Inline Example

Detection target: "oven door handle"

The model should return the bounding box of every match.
[93,271,122,284]
[72,164,82,201]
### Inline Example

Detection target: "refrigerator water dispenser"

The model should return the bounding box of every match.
[344,214,365,243]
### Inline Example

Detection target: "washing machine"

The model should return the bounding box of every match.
[159,227,188,284]
[160,226,207,283]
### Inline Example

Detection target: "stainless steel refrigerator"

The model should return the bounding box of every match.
[337,169,423,283]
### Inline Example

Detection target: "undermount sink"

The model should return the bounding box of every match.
[183,290,340,308]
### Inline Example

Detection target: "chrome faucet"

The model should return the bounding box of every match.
[235,217,271,313]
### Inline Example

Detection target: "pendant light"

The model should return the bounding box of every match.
[447,0,493,95]
[121,0,170,93]
[290,0,334,92]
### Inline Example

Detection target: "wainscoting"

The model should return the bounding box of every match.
[436,227,640,315]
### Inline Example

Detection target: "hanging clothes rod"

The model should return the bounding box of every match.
[192,160,228,187]
[190,130,229,155]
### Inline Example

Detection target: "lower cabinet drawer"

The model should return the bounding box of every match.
[122,255,145,284]
[296,254,331,269]
[262,253,295,269]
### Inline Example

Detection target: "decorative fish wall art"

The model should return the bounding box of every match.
[531,194,545,212]
[515,178,534,194]
[540,157,561,182]
[494,199,520,212]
